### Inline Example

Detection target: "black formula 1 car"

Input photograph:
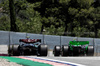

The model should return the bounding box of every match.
[8,37,48,56]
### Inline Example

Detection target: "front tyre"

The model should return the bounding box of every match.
[61,45,69,56]
[8,45,13,56]
[53,45,61,56]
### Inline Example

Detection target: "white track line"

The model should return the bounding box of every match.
[26,56,86,66]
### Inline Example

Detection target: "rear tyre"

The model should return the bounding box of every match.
[12,45,20,56]
[87,46,94,56]
[53,45,61,56]
[61,45,69,56]
[38,44,48,56]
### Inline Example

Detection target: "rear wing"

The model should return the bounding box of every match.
[69,41,89,45]
[19,39,41,43]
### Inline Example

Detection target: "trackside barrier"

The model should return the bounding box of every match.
[0,30,100,56]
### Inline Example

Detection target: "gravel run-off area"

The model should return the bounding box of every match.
[0,58,23,66]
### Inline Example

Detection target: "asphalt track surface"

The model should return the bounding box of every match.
[41,56,100,66]
[44,51,100,66]
[10,51,99,66]
[28,51,100,66]
[0,45,100,66]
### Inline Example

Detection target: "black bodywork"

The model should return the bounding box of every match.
[8,38,48,56]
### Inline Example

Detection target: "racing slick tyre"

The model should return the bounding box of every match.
[87,45,94,56]
[12,44,20,56]
[53,45,61,56]
[8,45,13,56]
[61,45,69,56]
[38,44,48,56]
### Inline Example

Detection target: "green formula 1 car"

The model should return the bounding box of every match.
[53,41,94,56]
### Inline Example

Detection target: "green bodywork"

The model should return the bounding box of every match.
[69,41,89,51]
